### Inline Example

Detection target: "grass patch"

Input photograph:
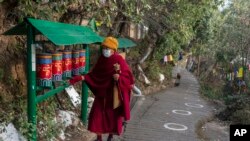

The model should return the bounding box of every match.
[200,82,224,100]
[217,94,250,124]
[144,60,172,81]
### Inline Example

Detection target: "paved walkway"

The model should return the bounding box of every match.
[116,68,215,141]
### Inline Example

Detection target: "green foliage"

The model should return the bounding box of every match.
[144,60,173,81]
[37,98,62,140]
[161,64,173,80]
[153,0,220,61]
[230,109,250,124]
[200,82,224,100]
[15,0,76,21]
[145,60,161,80]
[12,97,62,140]
[10,99,29,137]
[127,47,140,59]
[156,34,181,60]
[218,94,250,124]
[205,0,250,67]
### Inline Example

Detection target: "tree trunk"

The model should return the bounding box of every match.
[108,0,126,36]
[137,65,150,84]
[139,46,153,64]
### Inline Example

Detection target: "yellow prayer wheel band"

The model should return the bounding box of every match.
[37,54,52,59]
[52,53,62,56]
[63,51,71,54]
[79,50,86,53]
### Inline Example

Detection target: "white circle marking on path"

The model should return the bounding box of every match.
[172,110,192,115]
[164,123,188,131]
[185,103,204,108]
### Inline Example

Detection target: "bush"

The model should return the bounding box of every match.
[142,59,174,84]
[230,109,250,124]
[217,94,250,124]
[200,82,224,100]
[144,60,164,81]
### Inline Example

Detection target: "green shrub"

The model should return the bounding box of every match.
[230,109,250,124]
[217,94,250,124]
[200,82,224,100]
[145,60,162,81]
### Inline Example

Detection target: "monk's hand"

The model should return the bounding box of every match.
[69,75,85,85]
[113,73,119,81]
[81,75,85,81]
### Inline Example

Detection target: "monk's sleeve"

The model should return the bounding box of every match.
[84,72,107,97]
[84,72,98,95]
[118,58,134,89]
[117,56,134,120]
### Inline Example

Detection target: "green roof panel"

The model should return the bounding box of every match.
[96,37,136,48]
[3,18,103,45]
[118,38,136,48]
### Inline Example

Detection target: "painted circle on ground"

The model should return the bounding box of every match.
[172,110,192,115]
[164,123,188,131]
[185,103,204,108]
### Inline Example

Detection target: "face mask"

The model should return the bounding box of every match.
[102,49,112,58]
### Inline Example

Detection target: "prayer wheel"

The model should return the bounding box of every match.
[62,51,72,79]
[79,49,86,74]
[37,53,52,87]
[52,52,63,81]
[72,50,80,76]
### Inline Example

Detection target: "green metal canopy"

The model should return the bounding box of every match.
[117,38,136,48]
[3,18,103,45]
[99,37,136,48]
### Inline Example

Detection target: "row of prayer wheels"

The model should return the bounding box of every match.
[36,50,86,87]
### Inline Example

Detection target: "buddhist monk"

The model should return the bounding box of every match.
[70,37,134,141]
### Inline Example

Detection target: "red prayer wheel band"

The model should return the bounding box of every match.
[52,53,63,74]
[63,51,72,79]
[79,57,85,66]
[37,64,52,79]
[63,59,72,71]
[79,50,86,74]
[72,51,79,69]
[63,51,72,71]
[52,61,63,74]
[72,51,80,76]
[52,53,63,81]
[72,58,79,68]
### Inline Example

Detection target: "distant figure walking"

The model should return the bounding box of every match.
[174,73,181,86]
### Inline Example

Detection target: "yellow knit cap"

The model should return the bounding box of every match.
[101,37,118,50]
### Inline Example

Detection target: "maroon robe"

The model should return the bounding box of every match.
[84,52,134,135]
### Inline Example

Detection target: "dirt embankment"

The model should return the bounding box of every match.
[0,4,27,103]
